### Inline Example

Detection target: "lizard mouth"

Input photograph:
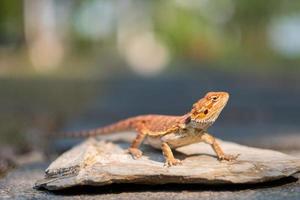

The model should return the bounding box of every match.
[194,119,214,124]
[190,119,214,128]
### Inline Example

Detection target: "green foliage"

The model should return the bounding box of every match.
[0,0,23,44]
[0,0,300,74]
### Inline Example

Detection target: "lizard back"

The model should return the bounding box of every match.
[139,114,186,136]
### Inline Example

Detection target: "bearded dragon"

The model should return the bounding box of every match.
[69,91,239,166]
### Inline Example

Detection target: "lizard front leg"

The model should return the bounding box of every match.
[128,123,147,159]
[161,142,182,167]
[201,132,239,161]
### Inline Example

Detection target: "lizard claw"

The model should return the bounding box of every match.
[128,148,143,159]
[218,153,240,161]
[164,158,182,167]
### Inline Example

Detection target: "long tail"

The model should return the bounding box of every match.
[65,117,140,138]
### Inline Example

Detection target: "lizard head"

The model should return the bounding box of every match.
[186,91,229,128]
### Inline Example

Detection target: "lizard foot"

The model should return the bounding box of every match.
[164,158,182,167]
[128,148,143,159]
[218,153,240,161]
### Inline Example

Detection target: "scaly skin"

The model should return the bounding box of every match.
[69,91,239,166]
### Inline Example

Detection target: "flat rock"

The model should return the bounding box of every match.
[35,137,300,190]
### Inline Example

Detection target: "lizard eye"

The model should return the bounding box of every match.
[211,96,218,101]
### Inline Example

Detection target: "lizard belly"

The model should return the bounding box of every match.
[147,129,205,149]
[146,136,163,149]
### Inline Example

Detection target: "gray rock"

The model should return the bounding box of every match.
[1,163,300,200]
[35,137,300,190]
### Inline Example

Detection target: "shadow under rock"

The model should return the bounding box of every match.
[38,176,298,196]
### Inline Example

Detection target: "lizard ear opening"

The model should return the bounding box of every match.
[184,116,191,124]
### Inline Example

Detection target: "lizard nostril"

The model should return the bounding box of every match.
[204,109,208,115]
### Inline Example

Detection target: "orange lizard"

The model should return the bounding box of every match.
[69,91,239,166]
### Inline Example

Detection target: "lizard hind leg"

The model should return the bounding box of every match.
[161,142,182,167]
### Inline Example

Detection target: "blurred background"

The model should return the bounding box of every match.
[1,0,300,174]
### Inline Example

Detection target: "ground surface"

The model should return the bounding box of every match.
[0,163,300,200]
[1,138,300,199]
[1,77,300,199]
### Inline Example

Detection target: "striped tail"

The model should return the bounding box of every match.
[65,117,138,138]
